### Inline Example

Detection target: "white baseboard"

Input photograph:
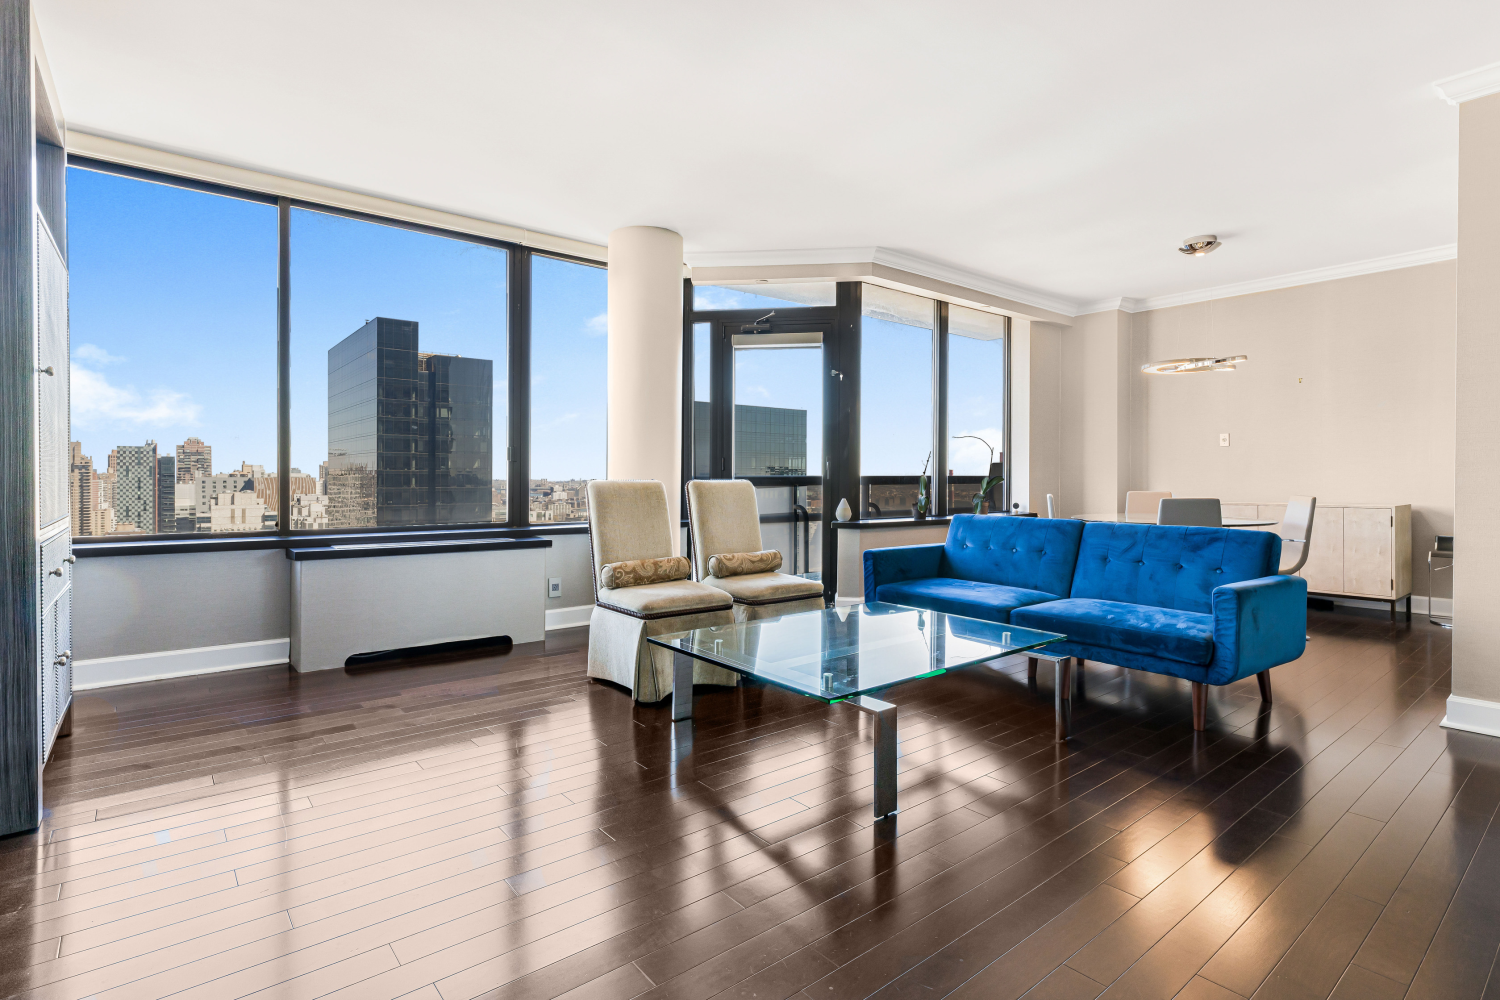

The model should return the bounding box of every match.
[545,605,592,630]
[1442,694,1500,739]
[75,638,290,690]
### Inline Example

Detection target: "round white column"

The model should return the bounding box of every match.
[607,226,684,551]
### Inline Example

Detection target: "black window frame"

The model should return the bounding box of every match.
[66,155,603,556]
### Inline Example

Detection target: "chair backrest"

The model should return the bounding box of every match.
[1434,535,1455,557]
[1157,498,1222,526]
[1125,490,1173,517]
[1277,496,1317,574]
[1069,522,1281,613]
[1046,494,1056,518]
[941,513,1084,597]
[685,479,764,581]
[585,480,675,593]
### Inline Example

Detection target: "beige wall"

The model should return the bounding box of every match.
[1122,260,1455,598]
[1060,309,1131,516]
[1454,92,1500,704]
[1010,319,1063,514]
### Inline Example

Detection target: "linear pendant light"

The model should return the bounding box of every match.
[1141,355,1247,374]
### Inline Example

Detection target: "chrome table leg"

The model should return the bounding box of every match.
[854,695,898,819]
[672,651,695,722]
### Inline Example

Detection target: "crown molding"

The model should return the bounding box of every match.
[1078,296,1142,315]
[685,246,1081,319]
[1123,244,1457,313]
[1434,61,1500,106]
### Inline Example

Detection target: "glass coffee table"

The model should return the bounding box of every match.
[647,602,1065,818]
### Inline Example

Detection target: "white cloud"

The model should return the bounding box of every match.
[71,365,202,427]
[74,343,126,365]
[585,312,607,337]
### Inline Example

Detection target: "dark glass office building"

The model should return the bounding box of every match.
[327,317,492,527]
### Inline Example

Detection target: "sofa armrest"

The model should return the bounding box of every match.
[1207,574,1308,685]
[863,544,945,603]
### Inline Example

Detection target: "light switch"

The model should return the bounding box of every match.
[1219,433,1230,447]
[548,578,562,598]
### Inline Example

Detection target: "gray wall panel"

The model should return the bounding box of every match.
[73,549,290,659]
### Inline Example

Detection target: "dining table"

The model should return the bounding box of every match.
[1072,512,1280,528]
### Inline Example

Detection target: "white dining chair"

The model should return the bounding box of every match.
[1277,496,1317,574]
[1125,491,1173,518]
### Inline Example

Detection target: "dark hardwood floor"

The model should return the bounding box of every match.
[0,607,1491,1000]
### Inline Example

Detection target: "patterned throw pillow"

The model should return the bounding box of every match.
[708,549,783,578]
[600,555,691,589]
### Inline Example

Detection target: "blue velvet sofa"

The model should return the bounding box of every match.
[863,514,1307,730]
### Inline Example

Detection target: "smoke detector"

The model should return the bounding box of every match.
[1178,235,1221,256]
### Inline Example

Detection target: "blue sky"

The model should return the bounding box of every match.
[69,166,1001,485]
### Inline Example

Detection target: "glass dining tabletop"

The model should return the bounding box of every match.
[1073,512,1279,527]
[647,602,1065,704]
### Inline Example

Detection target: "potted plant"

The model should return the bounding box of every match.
[912,451,932,521]
[973,474,1002,515]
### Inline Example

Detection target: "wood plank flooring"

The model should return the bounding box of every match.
[1,607,1493,1000]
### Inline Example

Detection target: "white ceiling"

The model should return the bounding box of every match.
[35,1,1500,310]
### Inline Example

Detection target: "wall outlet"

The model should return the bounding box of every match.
[548,577,562,598]
[1219,433,1230,447]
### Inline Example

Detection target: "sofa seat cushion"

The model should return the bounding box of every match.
[707,572,825,606]
[597,580,733,620]
[1011,598,1215,665]
[875,577,1061,624]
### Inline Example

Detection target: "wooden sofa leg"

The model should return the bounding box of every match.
[1256,670,1272,704]
[1027,657,1038,684]
[1191,682,1207,731]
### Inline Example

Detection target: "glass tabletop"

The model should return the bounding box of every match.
[1074,512,1279,527]
[647,602,1065,704]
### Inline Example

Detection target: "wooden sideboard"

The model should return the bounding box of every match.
[1224,502,1412,619]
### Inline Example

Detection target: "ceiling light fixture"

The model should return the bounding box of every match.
[1141,355,1247,374]
[1178,234,1221,256]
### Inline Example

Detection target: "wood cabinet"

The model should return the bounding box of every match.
[1226,501,1412,618]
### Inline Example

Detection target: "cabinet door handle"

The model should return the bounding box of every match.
[49,567,64,577]
[37,365,54,376]
[54,650,70,665]
[64,555,76,564]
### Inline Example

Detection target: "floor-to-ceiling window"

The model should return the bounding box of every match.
[67,165,277,536]
[860,285,935,518]
[947,304,1008,514]
[290,208,508,530]
[529,254,607,524]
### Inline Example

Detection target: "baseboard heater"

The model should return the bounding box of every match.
[288,537,550,672]
[345,634,514,671]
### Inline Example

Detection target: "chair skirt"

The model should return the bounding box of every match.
[587,604,740,702]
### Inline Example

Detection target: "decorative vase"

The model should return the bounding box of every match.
[835,498,852,522]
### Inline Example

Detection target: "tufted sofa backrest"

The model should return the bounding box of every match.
[1069,522,1282,613]
[940,515,1085,596]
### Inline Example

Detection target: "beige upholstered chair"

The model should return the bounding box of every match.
[586,480,739,701]
[685,479,826,622]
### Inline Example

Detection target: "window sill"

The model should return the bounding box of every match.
[831,517,953,529]
[74,522,589,558]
